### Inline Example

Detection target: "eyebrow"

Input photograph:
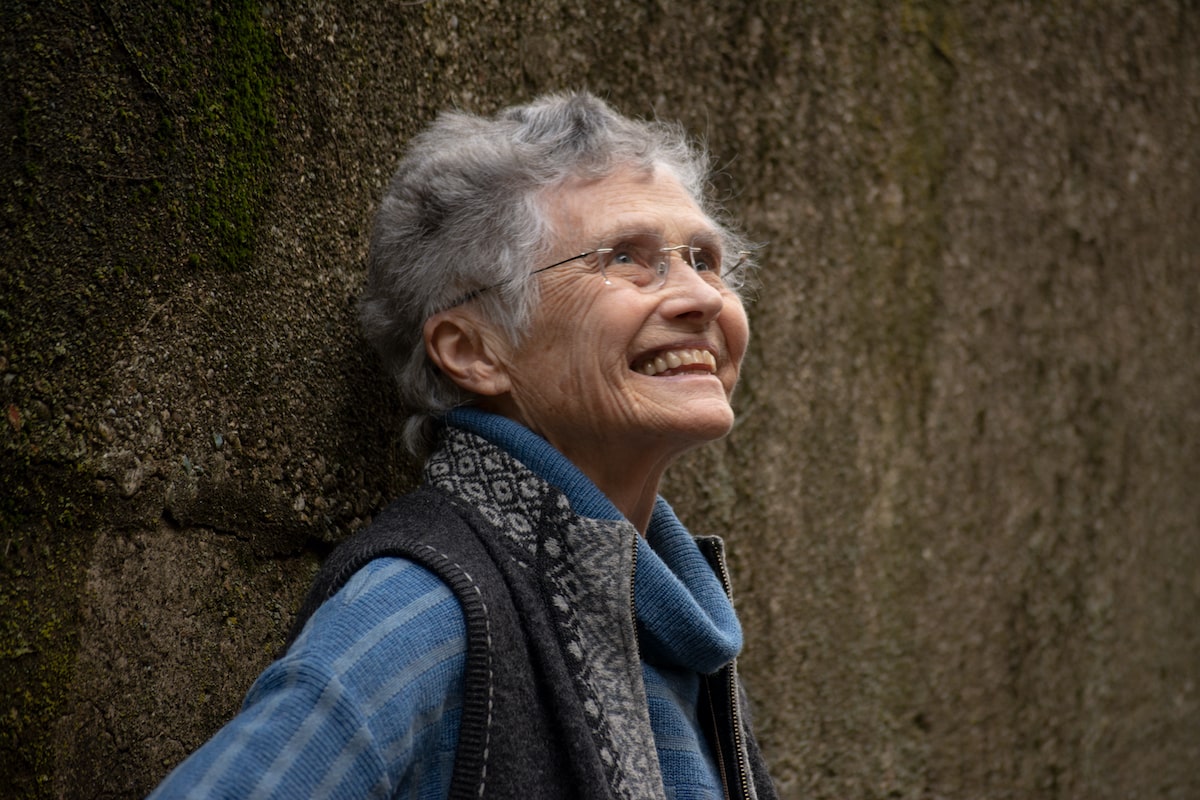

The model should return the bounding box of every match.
[594,225,724,250]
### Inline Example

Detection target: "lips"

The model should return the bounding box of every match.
[632,347,718,377]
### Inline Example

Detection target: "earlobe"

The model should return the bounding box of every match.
[423,311,512,397]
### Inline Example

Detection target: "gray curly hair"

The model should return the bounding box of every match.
[360,91,750,457]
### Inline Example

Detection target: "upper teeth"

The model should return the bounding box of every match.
[637,349,718,376]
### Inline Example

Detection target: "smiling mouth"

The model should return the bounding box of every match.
[633,348,718,377]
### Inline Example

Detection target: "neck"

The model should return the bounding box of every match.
[552,441,673,534]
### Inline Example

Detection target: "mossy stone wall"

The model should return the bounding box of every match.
[3,2,1198,797]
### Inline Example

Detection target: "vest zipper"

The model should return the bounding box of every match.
[727,663,751,800]
[711,545,753,800]
[629,533,640,656]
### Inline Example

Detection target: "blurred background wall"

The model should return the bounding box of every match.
[2,1,1198,797]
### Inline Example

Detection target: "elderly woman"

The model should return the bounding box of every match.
[149,92,776,799]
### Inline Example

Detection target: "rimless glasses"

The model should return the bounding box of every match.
[440,232,750,312]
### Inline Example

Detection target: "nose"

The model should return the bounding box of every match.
[657,253,727,323]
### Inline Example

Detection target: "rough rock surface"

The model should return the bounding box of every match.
[2,2,1198,798]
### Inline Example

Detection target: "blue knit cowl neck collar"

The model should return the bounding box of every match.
[444,408,742,675]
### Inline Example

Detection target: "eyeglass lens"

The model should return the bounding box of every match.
[595,235,738,292]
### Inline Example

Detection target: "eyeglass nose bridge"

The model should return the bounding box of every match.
[647,243,700,288]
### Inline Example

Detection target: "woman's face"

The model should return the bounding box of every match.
[484,167,750,482]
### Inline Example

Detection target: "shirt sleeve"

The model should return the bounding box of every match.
[147,557,467,800]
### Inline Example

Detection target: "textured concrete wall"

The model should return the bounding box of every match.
[2,1,1198,797]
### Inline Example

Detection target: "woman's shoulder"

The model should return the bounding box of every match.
[290,556,467,670]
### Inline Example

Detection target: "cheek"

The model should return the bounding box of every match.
[512,319,617,400]
[722,301,751,371]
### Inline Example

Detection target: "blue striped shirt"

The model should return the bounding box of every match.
[150,558,465,799]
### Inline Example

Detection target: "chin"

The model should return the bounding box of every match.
[660,402,736,445]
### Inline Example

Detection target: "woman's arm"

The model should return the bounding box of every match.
[147,558,466,799]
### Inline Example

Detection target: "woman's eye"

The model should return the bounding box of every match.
[690,251,717,272]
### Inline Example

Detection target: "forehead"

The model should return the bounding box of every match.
[548,167,716,246]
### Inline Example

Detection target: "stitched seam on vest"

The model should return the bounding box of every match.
[404,542,494,798]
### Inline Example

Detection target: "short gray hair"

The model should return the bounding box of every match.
[360,91,749,457]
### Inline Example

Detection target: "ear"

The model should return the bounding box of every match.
[423,310,512,397]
